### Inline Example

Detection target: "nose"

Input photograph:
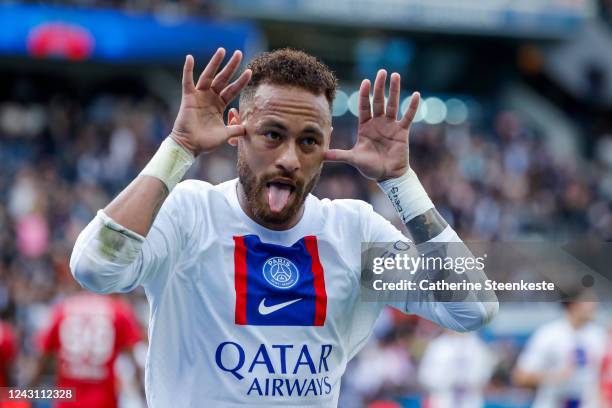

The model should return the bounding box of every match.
[275,142,300,174]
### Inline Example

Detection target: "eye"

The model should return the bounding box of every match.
[264,131,281,141]
[301,137,318,146]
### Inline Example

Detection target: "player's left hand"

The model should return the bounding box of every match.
[324,69,420,181]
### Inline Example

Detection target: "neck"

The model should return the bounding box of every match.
[566,313,586,330]
[236,181,304,231]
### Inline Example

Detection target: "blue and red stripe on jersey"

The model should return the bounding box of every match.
[233,235,327,326]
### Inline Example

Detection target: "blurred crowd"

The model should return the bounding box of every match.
[601,0,612,23]
[0,77,611,405]
[22,0,612,23]
[21,0,216,16]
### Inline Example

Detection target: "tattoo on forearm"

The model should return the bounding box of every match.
[405,208,448,244]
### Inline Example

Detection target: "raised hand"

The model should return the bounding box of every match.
[170,48,252,156]
[324,69,420,181]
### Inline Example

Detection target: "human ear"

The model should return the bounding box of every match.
[227,108,241,146]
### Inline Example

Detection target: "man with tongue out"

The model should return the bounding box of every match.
[69,48,497,407]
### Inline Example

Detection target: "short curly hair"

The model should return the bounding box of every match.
[240,48,338,111]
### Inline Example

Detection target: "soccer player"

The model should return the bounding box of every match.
[34,292,144,408]
[600,326,612,408]
[418,330,495,408]
[70,48,498,407]
[513,299,605,407]
[0,320,17,390]
[0,320,30,408]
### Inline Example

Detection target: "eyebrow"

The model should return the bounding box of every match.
[258,120,287,131]
[301,126,324,138]
[258,120,324,138]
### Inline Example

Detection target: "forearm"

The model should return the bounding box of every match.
[409,213,498,328]
[405,208,447,244]
[512,368,546,388]
[105,176,168,237]
[379,168,447,243]
[30,355,52,387]
[378,168,498,330]
[105,136,194,237]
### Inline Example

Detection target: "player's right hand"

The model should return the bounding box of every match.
[170,48,252,156]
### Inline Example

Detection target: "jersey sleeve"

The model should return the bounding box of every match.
[70,181,196,294]
[361,201,409,244]
[516,328,549,373]
[418,340,452,390]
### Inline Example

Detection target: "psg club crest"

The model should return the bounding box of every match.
[233,235,327,326]
[262,257,299,289]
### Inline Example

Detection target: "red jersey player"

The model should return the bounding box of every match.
[0,320,30,408]
[0,321,17,389]
[34,292,143,408]
[601,327,612,408]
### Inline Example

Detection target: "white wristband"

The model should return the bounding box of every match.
[377,168,434,223]
[140,137,195,191]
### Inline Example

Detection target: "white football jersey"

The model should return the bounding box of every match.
[516,318,606,408]
[419,332,494,408]
[71,178,488,407]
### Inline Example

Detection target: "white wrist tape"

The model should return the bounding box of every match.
[377,168,434,223]
[140,137,195,191]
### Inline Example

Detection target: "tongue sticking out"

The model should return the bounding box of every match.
[267,183,291,213]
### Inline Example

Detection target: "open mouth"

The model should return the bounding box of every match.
[265,180,296,213]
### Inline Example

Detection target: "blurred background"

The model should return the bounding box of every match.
[1,0,612,407]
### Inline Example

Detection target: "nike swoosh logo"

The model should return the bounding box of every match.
[258,298,302,315]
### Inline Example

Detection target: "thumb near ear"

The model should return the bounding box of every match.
[227,124,246,138]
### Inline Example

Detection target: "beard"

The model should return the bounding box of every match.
[237,153,320,226]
